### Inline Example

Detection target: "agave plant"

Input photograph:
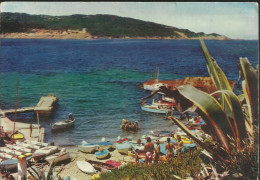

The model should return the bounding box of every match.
[154,39,258,164]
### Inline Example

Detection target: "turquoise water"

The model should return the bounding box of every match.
[0,39,258,145]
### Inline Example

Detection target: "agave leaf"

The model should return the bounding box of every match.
[211,90,247,149]
[242,81,254,136]
[176,85,232,153]
[239,58,258,127]
[200,39,232,92]
[200,39,233,121]
[237,94,245,104]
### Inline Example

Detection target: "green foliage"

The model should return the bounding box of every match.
[98,149,202,180]
[1,13,223,39]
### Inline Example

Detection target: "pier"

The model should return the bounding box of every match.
[1,94,58,116]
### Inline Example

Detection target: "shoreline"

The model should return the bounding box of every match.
[0,29,231,40]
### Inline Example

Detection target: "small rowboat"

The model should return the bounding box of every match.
[95,149,110,159]
[116,138,129,143]
[105,160,122,168]
[116,141,132,154]
[45,151,70,164]
[78,143,98,153]
[51,119,75,131]
[76,161,96,174]
[11,132,24,141]
[86,159,115,171]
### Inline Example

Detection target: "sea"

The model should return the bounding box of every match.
[0,39,258,145]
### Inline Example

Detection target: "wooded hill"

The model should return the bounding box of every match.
[1,12,229,39]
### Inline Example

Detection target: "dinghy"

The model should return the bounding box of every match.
[95,149,110,159]
[51,119,75,131]
[86,159,115,171]
[78,143,98,153]
[105,160,122,168]
[45,151,70,164]
[76,161,96,174]
[116,141,132,154]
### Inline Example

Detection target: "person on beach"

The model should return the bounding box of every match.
[154,139,160,163]
[144,137,154,166]
[176,135,184,158]
[165,137,175,159]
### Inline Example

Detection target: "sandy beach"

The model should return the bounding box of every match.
[55,146,136,180]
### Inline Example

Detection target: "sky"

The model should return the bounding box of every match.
[0,2,258,40]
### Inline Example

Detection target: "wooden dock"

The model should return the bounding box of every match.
[1,94,58,116]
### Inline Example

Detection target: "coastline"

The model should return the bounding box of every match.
[0,29,230,40]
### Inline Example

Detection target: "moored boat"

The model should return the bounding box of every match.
[51,119,75,131]
[76,161,96,174]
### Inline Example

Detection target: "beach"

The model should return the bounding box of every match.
[57,146,136,180]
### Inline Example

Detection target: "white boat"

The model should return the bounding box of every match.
[45,151,70,164]
[78,143,98,153]
[141,98,173,114]
[51,119,75,130]
[130,142,144,151]
[116,141,132,154]
[143,82,167,91]
[34,146,59,155]
[76,161,96,174]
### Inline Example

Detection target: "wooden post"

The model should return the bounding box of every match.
[37,113,40,142]
[13,77,20,135]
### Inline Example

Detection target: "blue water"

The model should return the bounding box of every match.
[0,39,258,145]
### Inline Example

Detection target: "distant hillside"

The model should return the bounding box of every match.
[0,12,230,40]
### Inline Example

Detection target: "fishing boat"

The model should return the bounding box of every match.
[86,159,115,171]
[95,149,110,159]
[51,119,75,131]
[76,161,96,174]
[78,143,98,153]
[116,141,132,154]
[45,151,70,164]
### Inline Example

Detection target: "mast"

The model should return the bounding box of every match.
[13,77,20,135]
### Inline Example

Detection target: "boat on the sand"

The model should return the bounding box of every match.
[105,160,122,168]
[116,141,132,154]
[76,161,96,174]
[45,151,70,164]
[95,149,110,159]
[86,159,115,171]
[78,143,98,153]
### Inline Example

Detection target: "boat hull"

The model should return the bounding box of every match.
[141,106,168,114]
[76,161,96,174]
[51,119,75,130]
